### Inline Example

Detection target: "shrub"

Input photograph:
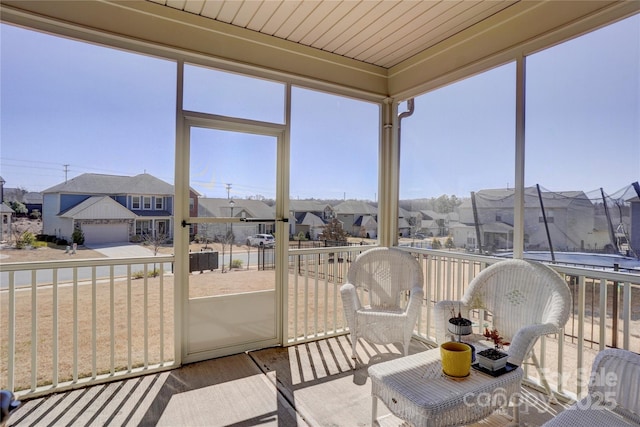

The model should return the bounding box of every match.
[56,238,68,246]
[72,228,85,245]
[16,231,36,249]
[231,259,243,269]
[445,236,455,249]
[132,268,160,279]
[431,238,442,249]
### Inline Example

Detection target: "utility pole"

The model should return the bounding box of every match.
[64,164,70,183]
[226,183,232,199]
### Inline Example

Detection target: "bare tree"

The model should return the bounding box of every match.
[142,232,167,256]
[142,232,168,276]
[216,230,234,273]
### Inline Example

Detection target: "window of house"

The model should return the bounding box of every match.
[155,197,163,210]
[136,220,151,235]
[143,196,152,210]
[132,196,141,209]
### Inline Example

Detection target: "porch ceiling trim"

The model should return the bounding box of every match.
[0,0,388,101]
[1,1,638,103]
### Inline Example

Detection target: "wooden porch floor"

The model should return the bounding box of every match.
[7,336,570,426]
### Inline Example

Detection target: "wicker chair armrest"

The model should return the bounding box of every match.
[406,286,425,319]
[340,283,362,333]
[508,323,559,366]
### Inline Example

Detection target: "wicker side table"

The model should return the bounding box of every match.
[368,347,523,426]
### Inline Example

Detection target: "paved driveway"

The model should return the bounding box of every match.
[86,243,156,258]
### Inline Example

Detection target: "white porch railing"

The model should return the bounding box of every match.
[287,246,640,402]
[2,246,638,403]
[1,255,176,398]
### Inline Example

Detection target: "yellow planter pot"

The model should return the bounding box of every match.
[440,342,472,377]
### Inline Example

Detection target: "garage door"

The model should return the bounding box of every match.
[83,224,129,245]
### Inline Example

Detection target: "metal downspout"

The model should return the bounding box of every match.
[395,99,414,245]
[398,99,415,156]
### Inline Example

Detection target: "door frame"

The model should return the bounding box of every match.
[175,110,289,363]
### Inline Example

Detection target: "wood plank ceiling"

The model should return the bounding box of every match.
[147,0,518,69]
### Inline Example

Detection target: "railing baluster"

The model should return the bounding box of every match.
[144,263,149,368]
[110,265,115,375]
[31,269,37,391]
[622,281,631,350]
[73,267,78,383]
[52,269,58,387]
[576,275,586,397]
[557,327,565,394]
[159,262,164,365]
[599,278,607,351]
[8,272,16,391]
[127,264,132,371]
[293,255,299,342]
[92,266,97,379]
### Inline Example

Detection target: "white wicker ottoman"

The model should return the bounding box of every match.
[368,347,523,427]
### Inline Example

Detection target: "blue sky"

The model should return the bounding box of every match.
[1,14,638,201]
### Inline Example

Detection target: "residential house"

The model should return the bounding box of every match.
[333,200,378,239]
[289,200,335,239]
[419,210,450,237]
[397,206,414,238]
[42,173,174,245]
[3,187,43,217]
[197,198,275,244]
[455,187,597,252]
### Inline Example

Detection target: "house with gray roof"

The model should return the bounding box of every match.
[454,187,598,252]
[289,200,335,239]
[333,200,378,238]
[197,198,275,244]
[42,173,174,245]
[3,188,43,216]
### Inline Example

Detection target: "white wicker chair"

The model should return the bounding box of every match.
[542,348,640,426]
[434,259,571,398]
[340,247,424,359]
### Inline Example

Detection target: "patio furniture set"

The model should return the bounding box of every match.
[341,248,640,426]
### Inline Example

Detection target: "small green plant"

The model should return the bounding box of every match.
[72,228,85,245]
[431,238,442,249]
[231,259,243,269]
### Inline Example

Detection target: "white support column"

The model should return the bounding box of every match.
[514,54,526,259]
[378,98,398,248]
[173,60,186,365]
